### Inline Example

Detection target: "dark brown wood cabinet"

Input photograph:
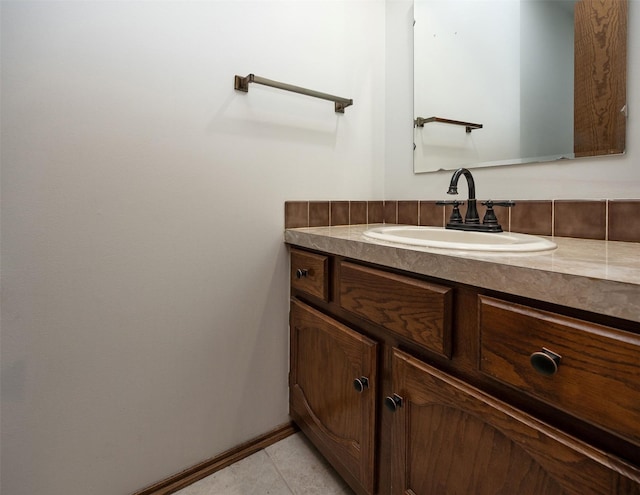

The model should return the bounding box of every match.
[339,261,453,358]
[289,299,378,494]
[390,348,635,495]
[478,295,640,446]
[288,247,640,495]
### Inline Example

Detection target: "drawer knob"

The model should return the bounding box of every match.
[295,268,309,279]
[385,394,404,412]
[353,376,369,393]
[530,348,562,376]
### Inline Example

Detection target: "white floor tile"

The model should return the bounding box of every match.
[174,450,293,495]
[266,433,354,495]
[173,432,355,495]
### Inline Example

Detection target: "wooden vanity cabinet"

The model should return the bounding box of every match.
[288,247,640,495]
[290,249,329,301]
[389,348,637,495]
[289,299,378,494]
[478,295,640,447]
[338,261,453,358]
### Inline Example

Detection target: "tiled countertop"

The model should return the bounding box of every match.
[284,224,640,323]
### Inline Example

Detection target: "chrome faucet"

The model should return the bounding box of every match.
[447,168,480,225]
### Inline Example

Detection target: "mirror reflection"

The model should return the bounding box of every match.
[413,0,627,173]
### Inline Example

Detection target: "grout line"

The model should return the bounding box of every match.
[605,199,609,241]
[264,448,296,495]
[290,198,638,239]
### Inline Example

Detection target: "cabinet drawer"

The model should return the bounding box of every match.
[391,347,640,495]
[479,295,640,445]
[290,249,329,301]
[338,261,453,358]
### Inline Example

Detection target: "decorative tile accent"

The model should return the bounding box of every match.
[383,201,397,224]
[510,200,553,236]
[367,201,384,224]
[608,200,640,242]
[330,201,349,226]
[309,202,330,227]
[419,201,444,227]
[285,201,308,228]
[554,200,606,240]
[398,201,419,225]
[285,198,639,243]
[350,201,367,225]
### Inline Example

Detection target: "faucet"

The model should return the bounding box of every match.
[437,167,515,232]
[447,168,480,224]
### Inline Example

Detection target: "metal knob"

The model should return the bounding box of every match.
[530,348,562,376]
[353,376,369,393]
[295,268,308,279]
[384,394,403,412]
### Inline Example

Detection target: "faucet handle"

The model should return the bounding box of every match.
[436,200,464,224]
[482,200,516,208]
[481,200,515,226]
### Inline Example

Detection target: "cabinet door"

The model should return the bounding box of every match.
[290,299,378,494]
[389,348,637,495]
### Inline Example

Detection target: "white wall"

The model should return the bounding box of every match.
[387,0,640,200]
[3,1,639,494]
[0,2,385,494]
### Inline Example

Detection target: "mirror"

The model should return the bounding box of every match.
[413,0,627,173]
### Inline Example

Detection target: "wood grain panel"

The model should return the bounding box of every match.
[574,0,627,157]
[338,261,452,358]
[479,295,640,446]
[290,249,329,301]
[289,300,377,494]
[390,348,637,495]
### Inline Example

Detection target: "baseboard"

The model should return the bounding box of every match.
[132,421,299,495]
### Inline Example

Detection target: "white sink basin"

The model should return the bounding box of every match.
[363,226,557,252]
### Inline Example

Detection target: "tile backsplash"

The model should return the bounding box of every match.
[285,199,640,243]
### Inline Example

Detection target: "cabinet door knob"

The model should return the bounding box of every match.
[353,376,369,393]
[295,268,309,279]
[530,348,562,376]
[385,394,404,412]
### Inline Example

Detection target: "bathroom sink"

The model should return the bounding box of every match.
[363,226,557,252]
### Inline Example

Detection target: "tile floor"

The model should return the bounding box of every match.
[174,432,355,495]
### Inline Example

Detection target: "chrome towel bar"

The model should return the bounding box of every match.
[414,116,483,133]
[234,74,353,113]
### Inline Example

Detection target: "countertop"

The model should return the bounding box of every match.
[284,224,640,323]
